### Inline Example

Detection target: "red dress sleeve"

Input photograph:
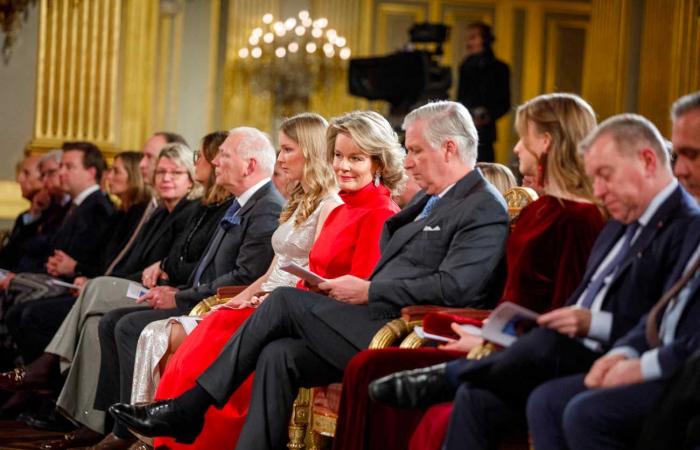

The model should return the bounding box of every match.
[349,208,397,279]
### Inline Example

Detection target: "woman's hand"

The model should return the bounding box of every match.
[439,323,484,353]
[142,261,164,288]
[46,250,77,277]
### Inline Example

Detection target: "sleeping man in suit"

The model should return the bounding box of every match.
[526,92,700,450]
[110,100,510,450]
[368,113,700,450]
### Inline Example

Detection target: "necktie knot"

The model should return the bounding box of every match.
[417,195,440,220]
[220,200,241,230]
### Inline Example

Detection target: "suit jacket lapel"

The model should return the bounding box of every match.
[371,170,482,277]
[609,185,685,287]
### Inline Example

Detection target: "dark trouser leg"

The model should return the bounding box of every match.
[450,328,600,403]
[527,374,588,450]
[443,382,522,450]
[636,351,700,450]
[6,295,74,364]
[94,306,149,411]
[111,308,179,438]
[236,337,344,450]
[563,379,665,450]
[198,287,361,407]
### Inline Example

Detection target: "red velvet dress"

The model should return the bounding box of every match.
[332,196,605,450]
[154,183,398,450]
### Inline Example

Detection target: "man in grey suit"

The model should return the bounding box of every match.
[111,101,510,450]
[92,127,284,448]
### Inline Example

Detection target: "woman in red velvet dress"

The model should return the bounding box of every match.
[332,93,607,450]
[151,110,405,450]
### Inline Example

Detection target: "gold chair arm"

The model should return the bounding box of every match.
[368,319,412,349]
[466,342,499,360]
[399,330,427,349]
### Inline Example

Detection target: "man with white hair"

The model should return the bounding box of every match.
[112,101,510,450]
[86,127,284,449]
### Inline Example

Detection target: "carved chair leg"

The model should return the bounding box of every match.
[288,388,311,450]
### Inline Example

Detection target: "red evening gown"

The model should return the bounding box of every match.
[332,196,605,450]
[154,182,399,450]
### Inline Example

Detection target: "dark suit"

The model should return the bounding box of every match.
[93,182,282,436]
[196,169,509,450]
[440,185,700,450]
[50,188,115,271]
[11,199,70,273]
[527,218,700,450]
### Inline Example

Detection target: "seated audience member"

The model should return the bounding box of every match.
[0,154,45,271]
[475,161,517,195]
[527,91,700,450]
[0,154,46,368]
[144,111,402,450]
[333,93,605,450]
[46,151,154,279]
[4,152,153,369]
[369,113,700,450]
[0,143,197,436]
[2,142,114,291]
[110,100,509,450]
[89,126,284,449]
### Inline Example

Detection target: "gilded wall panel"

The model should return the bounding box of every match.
[31,0,121,154]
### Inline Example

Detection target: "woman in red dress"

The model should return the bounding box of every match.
[150,110,405,450]
[332,93,607,450]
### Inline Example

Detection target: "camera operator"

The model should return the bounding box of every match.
[457,21,511,162]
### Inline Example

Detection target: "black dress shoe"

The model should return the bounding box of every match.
[109,400,203,444]
[368,363,456,409]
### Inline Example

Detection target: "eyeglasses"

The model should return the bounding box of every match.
[40,168,59,179]
[154,169,188,178]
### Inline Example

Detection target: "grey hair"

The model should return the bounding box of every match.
[671,91,700,120]
[578,113,670,168]
[402,100,479,165]
[227,126,276,175]
[157,142,203,199]
[39,149,62,169]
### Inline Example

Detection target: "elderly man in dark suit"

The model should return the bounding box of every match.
[369,113,700,450]
[91,127,283,449]
[110,101,510,450]
[526,91,700,450]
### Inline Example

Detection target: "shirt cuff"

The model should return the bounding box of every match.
[640,349,663,381]
[607,346,639,359]
[587,310,613,342]
[21,211,39,225]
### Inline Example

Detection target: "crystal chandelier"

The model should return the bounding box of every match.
[237,10,351,115]
[0,0,36,64]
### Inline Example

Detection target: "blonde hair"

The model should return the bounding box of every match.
[515,93,596,202]
[157,143,203,200]
[278,113,338,227]
[476,162,517,195]
[327,110,407,194]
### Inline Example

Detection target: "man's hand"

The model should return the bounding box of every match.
[46,250,77,277]
[440,322,485,353]
[538,306,592,337]
[137,286,178,309]
[318,275,370,305]
[600,359,643,388]
[0,272,15,290]
[584,353,627,388]
[30,189,51,216]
